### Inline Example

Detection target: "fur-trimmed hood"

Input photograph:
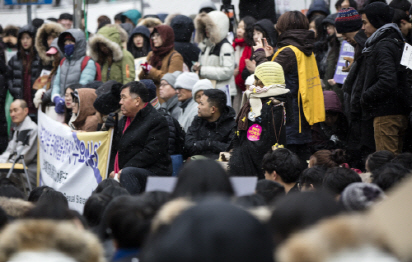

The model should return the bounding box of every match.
[0,197,33,218]
[34,22,64,65]
[89,25,123,62]
[137,17,162,29]
[103,24,129,44]
[195,11,229,45]
[0,219,105,262]
[277,215,397,262]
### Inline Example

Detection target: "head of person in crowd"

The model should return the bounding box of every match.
[341,182,385,211]
[197,89,227,122]
[114,12,123,24]
[233,194,267,209]
[393,8,411,37]
[389,0,411,14]
[236,16,256,45]
[159,71,181,102]
[323,91,344,127]
[17,25,36,60]
[58,13,73,30]
[120,81,150,118]
[310,15,328,41]
[171,159,234,199]
[58,31,78,59]
[322,13,339,37]
[299,166,327,192]
[47,17,58,22]
[391,152,412,170]
[93,178,121,194]
[199,0,216,13]
[2,25,19,49]
[168,14,196,43]
[269,191,341,247]
[141,79,160,108]
[37,190,69,208]
[9,99,29,126]
[83,193,113,228]
[253,19,276,47]
[127,26,151,59]
[69,88,98,132]
[309,149,346,168]
[27,186,54,203]
[276,10,310,36]
[93,81,122,119]
[323,167,362,198]
[138,17,163,34]
[335,0,358,10]
[100,185,130,199]
[359,2,395,38]
[372,163,411,192]
[195,10,230,46]
[335,7,363,46]
[34,22,64,65]
[192,79,213,103]
[121,9,141,27]
[262,148,302,194]
[175,72,199,102]
[0,185,25,200]
[142,200,274,262]
[97,15,112,30]
[255,180,285,204]
[64,83,84,122]
[307,0,331,21]
[365,150,395,172]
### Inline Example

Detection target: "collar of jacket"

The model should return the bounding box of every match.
[363,23,404,54]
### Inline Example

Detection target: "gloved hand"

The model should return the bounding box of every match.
[141,62,152,74]
[105,113,117,128]
[53,96,65,114]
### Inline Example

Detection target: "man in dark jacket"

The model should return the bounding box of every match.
[109,81,172,194]
[185,89,236,159]
[359,2,409,155]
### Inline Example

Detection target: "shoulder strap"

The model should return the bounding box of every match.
[81,56,91,71]
[59,57,66,67]
[167,51,177,67]
[271,45,297,61]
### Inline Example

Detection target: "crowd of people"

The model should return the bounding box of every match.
[0,0,411,261]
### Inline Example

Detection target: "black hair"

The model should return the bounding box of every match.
[0,185,25,200]
[171,159,234,199]
[93,178,121,194]
[59,13,73,21]
[121,81,150,102]
[24,202,74,220]
[135,191,171,213]
[323,167,362,195]
[312,15,328,42]
[393,8,409,26]
[255,180,285,204]
[299,166,327,190]
[240,16,257,46]
[366,150,395,172]
[28,186,54,203]
[65,83,84,91]
[269,191,341,246]
[362,0,387,8]
[262,148,302,184]
[0,178,17,187]
[335,0,358,10]
[83,193,113,228]
[36,190,69,208]
[233,194,267,208]
[389,0,411,12]
[47,17,58,22]
[114,12,124,22]
[372,163,411,191]
[101,185,130,198]
[253,24,267,38]
[391,152,412,170]
[203,89,227,113]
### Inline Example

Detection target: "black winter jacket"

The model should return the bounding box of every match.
[360,26,409,118]
[113,104,172,176]
[185,106,236,159]
[158,107,185,155]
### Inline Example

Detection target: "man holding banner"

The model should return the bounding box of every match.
[109,81,172,194]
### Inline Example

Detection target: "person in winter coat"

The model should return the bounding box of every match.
[194,11,236,97]
[69,88,98,132]
[175,72,200,132]
[167,14,200,70]
[109,81,172,194]
[192,79,213,103]
[185,89,236,159]
[51,29,96,114]
[139,25,184,89]
[89,25,135,84]
[0,37,9,153]
[239,0,277,24]
[121,9,141,27]
[160,71,182,119]
[307,0,331,21]
[253,11,325,165]
[34,22,64,71]
[359,2,409,154]
[127,26,151,59]
[7,25,42,120]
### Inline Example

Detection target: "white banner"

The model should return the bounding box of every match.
[37,110,113,213]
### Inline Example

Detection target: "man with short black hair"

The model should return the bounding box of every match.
[58,13,73,30]
[109,81,172,194]
[185,89,236,159]
[262,148,302,194]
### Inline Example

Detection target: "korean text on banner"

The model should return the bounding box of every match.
[37,110,113,213]
[333,40,355,84]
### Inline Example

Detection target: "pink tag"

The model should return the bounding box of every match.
[247,124,262,141]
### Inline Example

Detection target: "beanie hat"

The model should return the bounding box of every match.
[341,182,385,211]
[161,71,182,89]
[95,80,118,97]
[140,79,157,101]
[335,8,362,33]
[93,82,123,115]
[192,79,214,100]
[254,62,285,86]
[175,72,199,91]
[322,13,338,26]
[361,2,394,29]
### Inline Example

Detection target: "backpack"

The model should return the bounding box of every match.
[60,56,102,81]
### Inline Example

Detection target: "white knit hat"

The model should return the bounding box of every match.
[175,72,200,91]
[192,79,214,100]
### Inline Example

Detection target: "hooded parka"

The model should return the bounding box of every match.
[34,22,64,70]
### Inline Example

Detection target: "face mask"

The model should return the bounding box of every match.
[64,44,75,57]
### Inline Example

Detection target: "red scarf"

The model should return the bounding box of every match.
[113,103,148,174]
[232,38,252,91]
[149,25,175,69]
